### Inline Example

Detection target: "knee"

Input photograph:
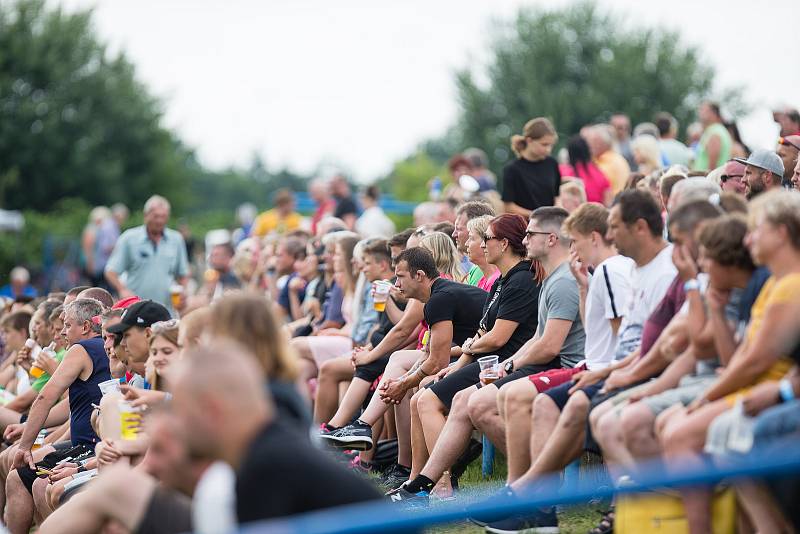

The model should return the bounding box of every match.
[416,389,443,416]
[467,388,494,421]
[593,411,619,445]
[532,393,558,419]
[48,482,65,509]
[318,359,336,380]
[6,469,22,496]
[449,390,472,417]
[504,382,534,411]
[620,405,652,439]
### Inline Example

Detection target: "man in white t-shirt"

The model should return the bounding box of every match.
[474,191,676,532]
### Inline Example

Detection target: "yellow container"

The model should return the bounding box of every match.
[616,487,736,534]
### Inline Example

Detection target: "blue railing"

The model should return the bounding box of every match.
[294,193,418,216]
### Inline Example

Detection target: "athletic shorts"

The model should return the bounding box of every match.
[528,365,585,392]
[354,353,391,383]
[583,380,650,454]
[134,485,193,534]
[543,378,605,411]
[428,358,560,411]
[641,374,716,416]
[17,442,94,494]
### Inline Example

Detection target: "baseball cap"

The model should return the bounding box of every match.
[107,300,171,334]
[111,295,142,310]
[734,149,785,177]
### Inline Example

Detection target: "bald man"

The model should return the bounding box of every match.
[170,341,378,525]
[77,287,114,309]
[778,135,800,188]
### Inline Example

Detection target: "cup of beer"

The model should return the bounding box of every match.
[373,280,392,312]
[25,339,45,378]
[98,378,121,396]
[118,400,142,440]
[169,284,184,310]
[478,355,500,385]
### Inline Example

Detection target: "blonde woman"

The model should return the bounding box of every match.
[465,216,499,291]
[419,232,465,282]
[145,320,181,393]
[632,134,662,175]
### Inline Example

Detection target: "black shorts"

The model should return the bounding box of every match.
[17,442,94,494]
[583,380,648,454]
[354,354,391,383]
[544,379,605,411]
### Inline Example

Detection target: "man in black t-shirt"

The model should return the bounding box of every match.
[170,342,379,526]
[321,247,487,451]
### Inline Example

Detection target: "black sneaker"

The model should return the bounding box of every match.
[380,464,411,490]
[468,486,518,527]
[385,484,429,507]
[484,508,559,533]
[318,420,373,451]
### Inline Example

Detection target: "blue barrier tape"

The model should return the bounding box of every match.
[239,440,800,534]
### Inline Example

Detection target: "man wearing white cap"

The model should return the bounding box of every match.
[735,149,785,199]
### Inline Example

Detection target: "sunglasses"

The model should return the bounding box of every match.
[720,174,743,183]
[778,137,800,151]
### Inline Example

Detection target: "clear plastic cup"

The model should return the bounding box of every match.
[98,378,121,396]
[478,355,500,385]
[118,400,142,440]
[372,281,392,312]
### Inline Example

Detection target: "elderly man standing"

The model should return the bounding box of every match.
[104,195,189,315]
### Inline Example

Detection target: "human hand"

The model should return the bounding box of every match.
[96,439,123,466]
[686,396,709,414]
[672,244,699,283]
[460,337,474,356]
[379,377,409,405]
[568,249,589,289]
[435,366,453,382]
[4,423,24,443]
[49,464,79,482]
[568,369,606,395]
[16,350,32,372]
[33,350,59,376]
[13,448,35,470]
[601,369,630,393]
[351,348,371,368]
[288,277,307,293]
[705,287,731,314]
[742,381,781,417]
[121,384,166,410]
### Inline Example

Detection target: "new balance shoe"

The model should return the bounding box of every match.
[385,484,430,507]
[318,420,373,451]
[484,507,559,534]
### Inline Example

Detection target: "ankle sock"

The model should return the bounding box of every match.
[404,475,435,494]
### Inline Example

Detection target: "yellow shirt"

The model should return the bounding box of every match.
[251,210,303,237]
[594,151,631,194]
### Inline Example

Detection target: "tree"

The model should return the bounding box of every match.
[451,1,723,173]
[0,0,192,211]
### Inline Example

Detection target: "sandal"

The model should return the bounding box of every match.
[588,507,614,534]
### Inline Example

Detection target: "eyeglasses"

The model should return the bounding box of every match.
[151,319,180,333]
[720,174,743,183]
[525,230,555,239]
[778,137,800,151]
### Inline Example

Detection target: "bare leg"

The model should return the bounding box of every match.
[735,482,793,534]
[416,389,449,471]
[501,379,540,482]
[385,409,397,440]
[468,384,506,453]
[418,388,477,483]
[358,350,420,426]
[5,469,34,534]
[32,476,50,524]
[594,404,646,481]
[513,392,590,490]
[0,407,22,434]
[38,465,156,534]
[394,393,412,468]
[621,402,660,460]
[661,401,731,534]
[315,356,355,424]
[409,391,427,478]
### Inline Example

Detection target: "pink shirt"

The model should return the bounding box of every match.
[561,162,611,203]
[477,270,501,292]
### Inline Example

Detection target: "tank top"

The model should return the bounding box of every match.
[69,337,111,446]
[694,123,732,172]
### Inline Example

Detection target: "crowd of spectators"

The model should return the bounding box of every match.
[0,102,798,534]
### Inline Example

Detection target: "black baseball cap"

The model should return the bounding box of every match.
[107,300,171,334]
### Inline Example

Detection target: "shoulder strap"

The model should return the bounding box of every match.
[602,264,619,318]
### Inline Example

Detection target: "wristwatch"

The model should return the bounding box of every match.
[504,360,514,375]
[683,279,700,293]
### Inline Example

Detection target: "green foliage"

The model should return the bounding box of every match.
[385,151,447,203]
[451,1,723,174]
[0,0,192,212]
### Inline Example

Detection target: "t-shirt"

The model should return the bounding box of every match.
[251,210,303,237]
[31,349,66,392]
[594,150,631,194]
[333,195,359,220]
[466,265,484,287]
[319,282,345,325]
[277,273,306,316]
[236,420,379,524]
[423,278,488,347]
[537,262,585,368]
[352,283,379,346]
[478,270,501,293]
[355,206,396,239]
[561,161,611,204]
[582,255,635,370]
[660,138,692,167]
[639,274,686,356]
[615,245,676,360]
[501,157,561,211]
[477,260,540,361]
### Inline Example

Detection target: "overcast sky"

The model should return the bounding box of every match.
[59,0,800,182]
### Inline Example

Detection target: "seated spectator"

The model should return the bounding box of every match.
[464,215,499,291]
[454,201,496,285]
[108,300,172,388]
[0,267,37,300]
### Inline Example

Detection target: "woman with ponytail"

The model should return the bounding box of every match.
[502,118,561,217]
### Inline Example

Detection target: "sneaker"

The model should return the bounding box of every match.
[484,509,559,534]
[319,420,373,451]
[346,455,372,475]
[380,464,411,490]
[468,486,518,527]
[385,484,429,507]
[319,423,339,435]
